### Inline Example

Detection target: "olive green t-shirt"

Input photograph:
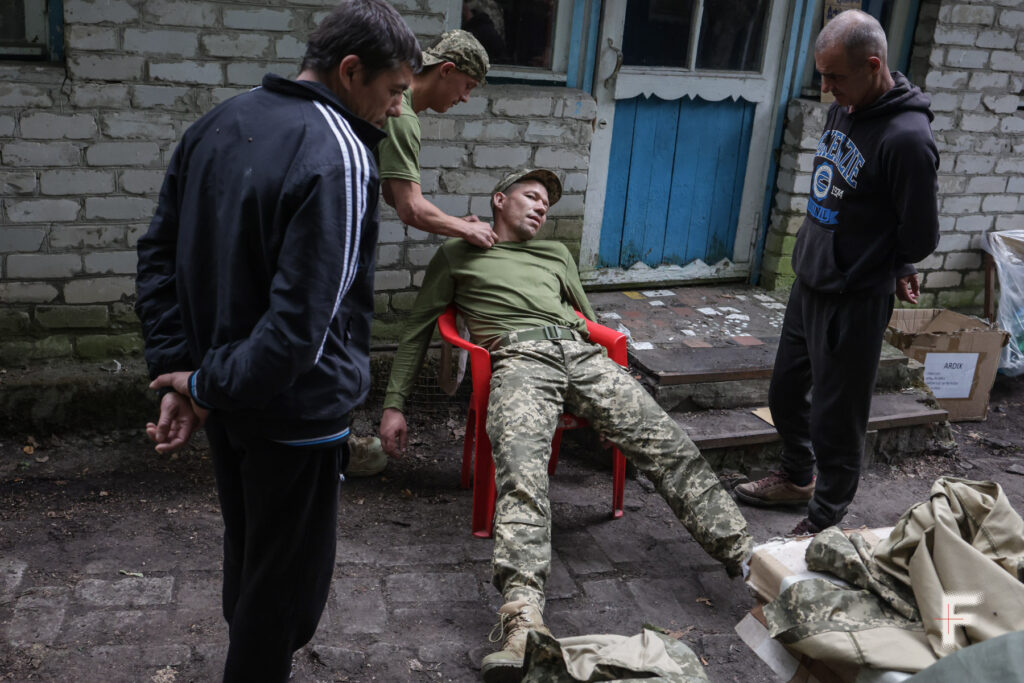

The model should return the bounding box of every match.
[383,239,597,412]
[376,89,420,184]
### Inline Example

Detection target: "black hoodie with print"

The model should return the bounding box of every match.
[791,71,939,296]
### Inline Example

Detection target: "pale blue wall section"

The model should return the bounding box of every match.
[599,96,755,268]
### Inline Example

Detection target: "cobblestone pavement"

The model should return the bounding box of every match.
[2,376,1023,682]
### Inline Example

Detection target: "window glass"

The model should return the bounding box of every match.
[621,0,695,68]
[695,0,769,71]
[0,0,50,59]
[1,0,27,43]
[462,0,557,69]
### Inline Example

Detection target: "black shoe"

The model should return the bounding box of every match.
[788,517,822,536]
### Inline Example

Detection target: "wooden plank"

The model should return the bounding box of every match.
[598,98,638,267]
[662,97,699,264]
[638,97,682,265]
[620,97,661,265]
[684,99,716,263]
[705,99,755,264]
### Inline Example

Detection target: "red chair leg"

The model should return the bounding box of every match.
[548,427,563,475]
[611,446,625,519]
[472,423,497,538]
[460,407,476,490]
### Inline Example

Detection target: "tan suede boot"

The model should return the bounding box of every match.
[480,599,551,683]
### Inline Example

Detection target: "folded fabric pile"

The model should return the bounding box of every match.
[764,477,1024,673]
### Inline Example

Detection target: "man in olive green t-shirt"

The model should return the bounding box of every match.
[378,168,753,683]
[377,29,497,248]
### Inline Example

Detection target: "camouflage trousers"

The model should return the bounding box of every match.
[486,339,753,611]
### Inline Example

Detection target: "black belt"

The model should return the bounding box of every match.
[492,325,582,350]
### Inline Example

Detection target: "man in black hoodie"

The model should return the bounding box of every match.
[134,2,419,680]
[735,10,939,535]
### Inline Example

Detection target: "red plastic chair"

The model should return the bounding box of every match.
[437,304,627,538]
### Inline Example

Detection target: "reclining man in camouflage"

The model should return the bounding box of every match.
[378,168,753,683]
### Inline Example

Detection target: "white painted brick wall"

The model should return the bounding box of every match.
[1,1,596,356]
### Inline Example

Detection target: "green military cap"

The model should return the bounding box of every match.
[492,168,562,206]
[421,29,490,83]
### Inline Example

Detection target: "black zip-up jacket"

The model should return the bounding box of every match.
[792,72,940,296]
[136,74,385,444]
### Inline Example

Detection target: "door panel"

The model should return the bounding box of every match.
[599,96,755,268]
[581,0,790,284]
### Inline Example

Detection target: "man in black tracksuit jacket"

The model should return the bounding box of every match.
[134,2,419,680]
[735,10,939,534]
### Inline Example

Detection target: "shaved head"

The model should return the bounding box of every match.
[816,9,888,64]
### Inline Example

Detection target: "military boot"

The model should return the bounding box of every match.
[480,599,550,683]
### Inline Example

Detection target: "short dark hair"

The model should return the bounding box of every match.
[815,9,887,63]
[302,0,422,79]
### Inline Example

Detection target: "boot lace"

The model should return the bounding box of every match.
[748,470,790,491]
[488,606,528,645]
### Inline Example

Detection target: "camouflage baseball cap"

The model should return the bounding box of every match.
[492,168,562,206]
[421,29,490,83]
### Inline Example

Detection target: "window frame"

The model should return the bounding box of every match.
[448,0,575,84]
[0,0,64,62]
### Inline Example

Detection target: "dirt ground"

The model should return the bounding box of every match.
[1,375,1022,682]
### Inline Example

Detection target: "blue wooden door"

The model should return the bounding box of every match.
[598,95,755,269]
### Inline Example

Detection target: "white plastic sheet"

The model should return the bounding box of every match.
[984,230,1024,376]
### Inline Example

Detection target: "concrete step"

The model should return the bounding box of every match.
[675,390,946,450]
[669,389,955,473]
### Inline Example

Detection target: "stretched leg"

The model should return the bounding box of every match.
[564,343,752,570]
[769,280,816,485]
[207,418,342,683]
[805,292,893,528]
[486,342,567,611]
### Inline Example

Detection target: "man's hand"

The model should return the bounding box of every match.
[379,408,408,458]
[896,274,920,304]
[150,371,211,425]
[145,391,202,454]
[459,217,497,249]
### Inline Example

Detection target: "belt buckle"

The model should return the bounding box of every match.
[542,326,561,340]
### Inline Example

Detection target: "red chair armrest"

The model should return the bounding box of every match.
[438,304,493,401]
[576,311,628,367]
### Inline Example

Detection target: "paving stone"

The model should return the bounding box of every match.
[624,577,697,630]
[385,571,478,603]
[322,577,386,635]
[545,554,578,601]
[75,577,175,606]
[0,558,28,599]
[374,542,467,567]
[545,604,638,639]
[7,607,67,645]
[60,609,172,645]
[390,607,494,645]
[556,531,614,575]
[91,644,191,667]
[174,573,220,611]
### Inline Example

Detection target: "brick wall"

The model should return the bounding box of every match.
[759,0,1024,311]
[0,0,595,364]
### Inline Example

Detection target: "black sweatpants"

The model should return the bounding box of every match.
[768,279,894,529]
[205,417,344,683]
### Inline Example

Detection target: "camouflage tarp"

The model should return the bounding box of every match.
[764,478,1024,672]
[521,629,709,682]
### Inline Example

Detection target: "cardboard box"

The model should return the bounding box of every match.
[886,309,1009,422]
[735,606,911,683]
